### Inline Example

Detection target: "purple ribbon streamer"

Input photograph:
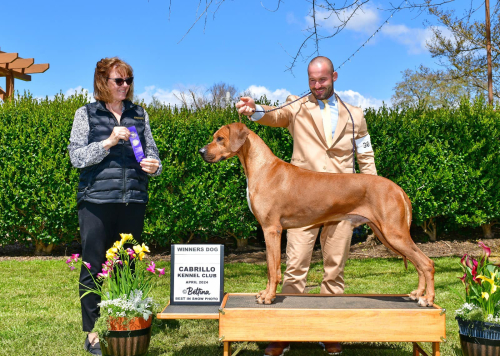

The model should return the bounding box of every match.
[128,126,145,163]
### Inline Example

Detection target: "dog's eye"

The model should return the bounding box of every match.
[216,136,224,142]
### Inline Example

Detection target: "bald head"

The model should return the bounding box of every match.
[308,56,334,75]
[307,56,337,100]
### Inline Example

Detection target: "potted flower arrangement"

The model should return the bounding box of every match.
[456,241,500,356]
[66,233,165,356]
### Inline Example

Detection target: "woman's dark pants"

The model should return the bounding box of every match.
[78,202,146,332]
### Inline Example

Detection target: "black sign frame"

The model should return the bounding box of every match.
[170,244,224,305]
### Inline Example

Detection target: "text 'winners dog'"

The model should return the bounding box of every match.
[199,123,435,306]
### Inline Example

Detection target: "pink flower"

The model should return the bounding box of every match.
[460,254,467,266]
[70,266,75,271]
[83,262,91,270]
[66,258,72,264]
[146,262,156,274]
[471,260,481,283]
[157,268,165,276]
[479,241,491,258]
[461,254,472,268]
[97,270,109,278]
[71,254,79,262]
[459,273,466,284]
[126,248,135,259]
[116,260,123,266]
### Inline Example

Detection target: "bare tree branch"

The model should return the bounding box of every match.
[178,0,215,44]
[177,0,470,73]
[261,0,283,12]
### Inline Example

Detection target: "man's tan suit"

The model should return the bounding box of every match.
[257,93,377,294]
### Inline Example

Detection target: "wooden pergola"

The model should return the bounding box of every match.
[0,49,49,101]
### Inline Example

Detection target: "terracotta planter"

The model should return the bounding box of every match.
[101,317,152,356]
[456,317,500,356]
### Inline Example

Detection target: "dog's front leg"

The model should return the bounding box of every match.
[257,226,282,304]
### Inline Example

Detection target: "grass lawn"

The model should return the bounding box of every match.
[0,257,465,355]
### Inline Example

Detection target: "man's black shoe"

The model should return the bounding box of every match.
[84,335,102,355]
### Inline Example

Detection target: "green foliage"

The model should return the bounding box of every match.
[0,92,88,248]
[366,96,500,239]
[0,92,498,248]
[391,65,471,109]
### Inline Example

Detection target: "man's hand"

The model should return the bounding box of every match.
[236,97,256,117]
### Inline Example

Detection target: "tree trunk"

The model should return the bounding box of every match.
[482,223,495,239]
[365,233,378,246]
[421,218,437,242]
[485,0,494,105]
[34,241,54,256]
[236,238,248,250]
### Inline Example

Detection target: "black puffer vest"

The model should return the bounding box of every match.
[77,100,149,205]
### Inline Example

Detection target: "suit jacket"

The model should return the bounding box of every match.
[258,93,377,175]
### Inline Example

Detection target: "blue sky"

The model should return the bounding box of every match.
[2,0,468,109]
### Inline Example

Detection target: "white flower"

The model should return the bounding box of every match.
[97,289,157,319]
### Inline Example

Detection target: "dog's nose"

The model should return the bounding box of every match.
[198,147,206,156]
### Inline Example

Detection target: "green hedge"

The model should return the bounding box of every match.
[0,93,498,250]
[367,97,500,240]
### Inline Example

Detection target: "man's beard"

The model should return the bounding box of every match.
[312,84,334,101]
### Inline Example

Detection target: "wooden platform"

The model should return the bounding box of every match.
[158,293,446,356]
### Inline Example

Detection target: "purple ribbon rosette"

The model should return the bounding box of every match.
[128,126,145,163]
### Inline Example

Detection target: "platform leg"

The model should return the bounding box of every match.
[432,342,440,356]
[413,342,419,356]
[412,342,430,356]
[224,341,231,356]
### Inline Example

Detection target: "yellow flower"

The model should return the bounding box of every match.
[140,243,150,253]
[137,251,146,261]
[133,245,142,254]
[113,241,122,249]
[120,233,133,244]
[493,284,498,294]
[482,292,490,300]
[106,246,118,260]
[477,275,495,286]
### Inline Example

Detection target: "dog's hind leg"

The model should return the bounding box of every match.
[257,225,283,304]
[367,223,435,306]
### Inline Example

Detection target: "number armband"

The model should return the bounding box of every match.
[355,134,373,154]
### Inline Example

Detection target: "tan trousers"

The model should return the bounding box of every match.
[281,220,353,295]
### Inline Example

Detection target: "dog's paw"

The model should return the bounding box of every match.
[264,296,276,305]
[417,297,433,307]
[410,289,422,301]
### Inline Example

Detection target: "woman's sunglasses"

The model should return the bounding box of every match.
[107,77,134,86]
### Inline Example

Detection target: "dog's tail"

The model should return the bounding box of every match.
[400,189,413,270]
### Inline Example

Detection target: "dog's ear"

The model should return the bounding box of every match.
[228,123,249,152]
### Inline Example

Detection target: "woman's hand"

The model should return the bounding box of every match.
[102,127,131,150]
[140,158,160,174]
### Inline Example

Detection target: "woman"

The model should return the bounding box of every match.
[68,57,162,355]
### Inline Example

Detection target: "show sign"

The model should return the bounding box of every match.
[170,244,224,305]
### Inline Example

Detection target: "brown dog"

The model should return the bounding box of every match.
[199,123,435,306]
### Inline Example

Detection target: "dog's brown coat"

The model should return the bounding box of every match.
[199,123,435,306]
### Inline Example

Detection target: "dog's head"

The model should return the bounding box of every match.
[198,123,250,163]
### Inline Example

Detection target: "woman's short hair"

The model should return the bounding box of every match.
[93,57,134,102]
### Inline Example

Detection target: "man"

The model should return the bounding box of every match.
[236,56,377,356]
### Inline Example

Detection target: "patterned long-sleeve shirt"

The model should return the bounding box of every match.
[67,106,162,177]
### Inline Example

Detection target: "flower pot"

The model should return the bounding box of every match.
[101,317,152,356]
[456,317,500,356]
